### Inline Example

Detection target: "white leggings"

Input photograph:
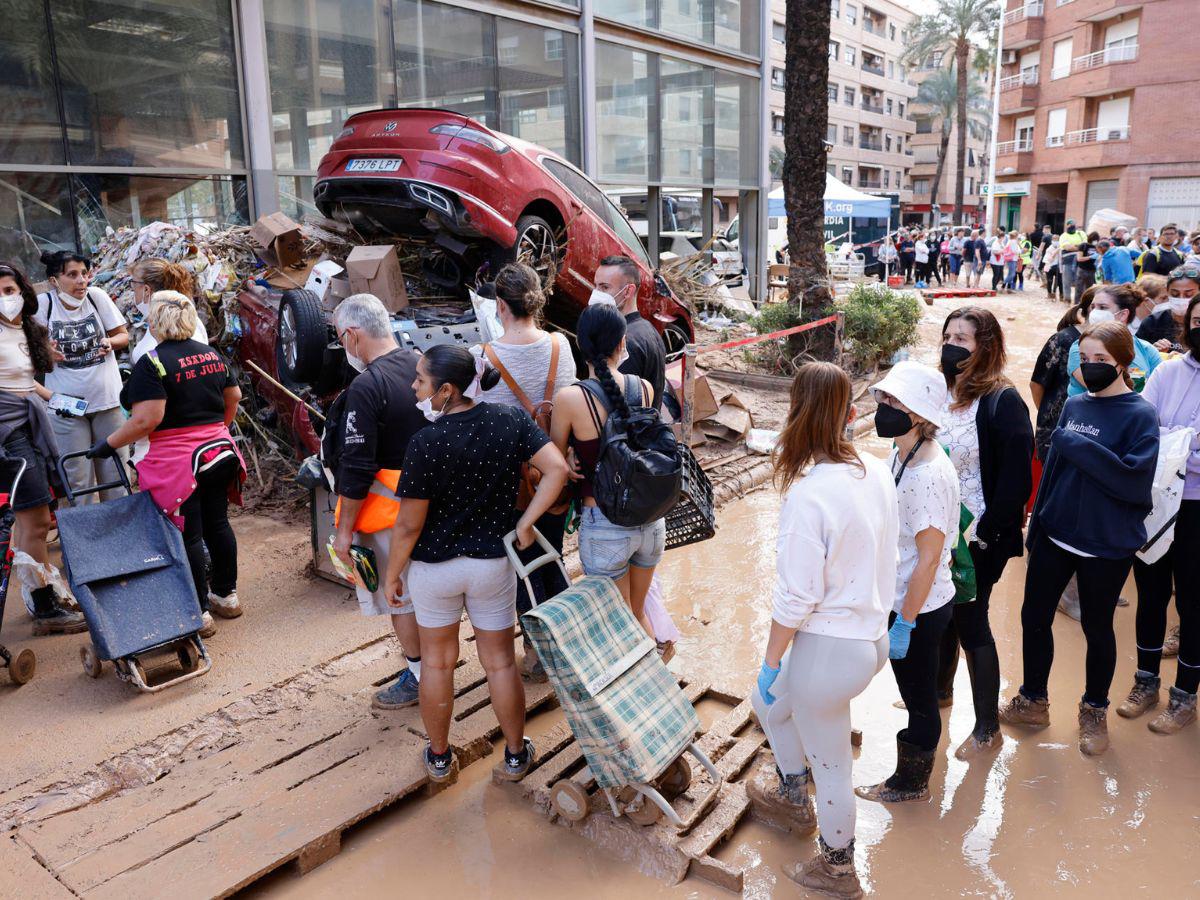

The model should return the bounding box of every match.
[752,631,888,850]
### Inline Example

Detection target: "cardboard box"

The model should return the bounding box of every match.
[345,245,408,312]
[304,260,344,301]
[665,361,719,422]
[250,212,305,269]
[264,258,317,291]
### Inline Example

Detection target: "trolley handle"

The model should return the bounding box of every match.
[503,527,570,609]
[55,449,133,504]
[0,454,28,512]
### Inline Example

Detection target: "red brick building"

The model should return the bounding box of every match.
[993,0,1200,234]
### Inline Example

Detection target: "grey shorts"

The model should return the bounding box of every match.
[353,529,413,617]
[408,556,517,631]
[577,505,666,580]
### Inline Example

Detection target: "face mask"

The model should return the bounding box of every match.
[874,403,914,439]
[0,297,23,321]
[346,352,366,373]
[417,392,449,423]
[1189,326,1200,352]
[940,343,971,379]
[588,289,617,306]
[1088,308,1116,325]
[1080,361,1120,394]
[1169,296,1191,316]
[1066,226,1076,233]
[136,301,150,318]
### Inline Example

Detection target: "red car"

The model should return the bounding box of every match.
[313,108,693,352]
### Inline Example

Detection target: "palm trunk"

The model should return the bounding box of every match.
[953,38,969,223]
[929,127,950,216]
[783,0,835,360]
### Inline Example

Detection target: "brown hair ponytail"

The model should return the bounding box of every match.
[773,362,861,492]
[131,258,195,296]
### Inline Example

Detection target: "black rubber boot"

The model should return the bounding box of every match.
[854,738,935,803]
[30,585,86,635]
[935,619,959,703]
[965,643,1002,738]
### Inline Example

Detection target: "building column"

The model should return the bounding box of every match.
[753,0,770,303]
[236,0,279,219]
[580,0,597,177]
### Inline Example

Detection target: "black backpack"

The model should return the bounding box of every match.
[580,374,682,527]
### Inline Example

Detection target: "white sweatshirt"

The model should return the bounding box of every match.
[772,454,899,641]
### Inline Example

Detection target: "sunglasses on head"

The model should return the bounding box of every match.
[1169,265,1200,281]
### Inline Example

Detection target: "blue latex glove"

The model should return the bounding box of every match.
[888,616,916,660]
[757,660,781,705]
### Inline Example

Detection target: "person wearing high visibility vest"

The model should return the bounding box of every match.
[1018,234,1033,291]
[1058,220,1087,305]
[329,294,429,709]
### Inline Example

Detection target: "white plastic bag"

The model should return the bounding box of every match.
[469,287,504,344]
[15,551,78,616]
[1138,426,1195,564]
[644,574,680,644]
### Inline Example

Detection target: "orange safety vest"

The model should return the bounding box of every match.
[334,469,401,533]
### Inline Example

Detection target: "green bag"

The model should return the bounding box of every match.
[951,503,977,605]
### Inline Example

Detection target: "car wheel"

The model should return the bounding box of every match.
[661,321,691,358]
[276,289,328,386]
[513,215,560,288]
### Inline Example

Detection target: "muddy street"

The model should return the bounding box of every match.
[5,288,1197,898]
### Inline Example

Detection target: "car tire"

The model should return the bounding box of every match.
[276,289,328,386]
[512,214,560,286]
[661,320,691,358]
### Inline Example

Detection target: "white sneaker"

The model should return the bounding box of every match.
[208,590,242,619]
[199,611,217,638]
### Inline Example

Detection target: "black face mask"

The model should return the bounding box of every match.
[1080,362,1120,393]
[1067,226,1076,233]
[874,403,914,439]
[941,343,972,379]
[1190,327,1200,356]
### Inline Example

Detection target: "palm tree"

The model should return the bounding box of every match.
[903,0,1000,224]
[782,0,835,358]
[913,65,989,215]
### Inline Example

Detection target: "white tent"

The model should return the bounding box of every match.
[767,174,892,219]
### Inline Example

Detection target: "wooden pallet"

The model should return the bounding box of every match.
[919,288,997,299]
[10,641,556,899]
[500,681,767,892]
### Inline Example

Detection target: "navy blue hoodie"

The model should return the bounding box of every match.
[1028,391,1159,558]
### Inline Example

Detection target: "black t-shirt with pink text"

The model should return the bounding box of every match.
[120,338,235,432]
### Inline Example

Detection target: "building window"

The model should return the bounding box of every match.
[886,97,893,114]
[1046,106,1067,146]
[1051,37,1073,79]
[889,23,896,40]
[884,170,890,187]
[842,166,854,184]
[844,86,855,106]
[828,82,839,102]
[829,40,839,61]
[895,169,901,186]
[830,0,840,14]
[827,163,836,176]
[887,60,895,79]
[896,135,902,152]
[914,179,930,196]
[966,176,974,194]
[772,114,785,135]
[898,101,904,117]
[772,67,785,90]
[845,46,856,65]
[773,20,786,42]
[826,123,838,143]
[845,4,857,25]
[544,32,564,60]
[885,134,892,151]
[968,149,975,166]
[843,125,854,146]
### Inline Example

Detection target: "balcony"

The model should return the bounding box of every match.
[861,61,885,77]
[1072,44,1140,96]
[997,138,1034,155]
[1002,2,1043,49]
[1073,43,1138,73]
[999,70,1039,114]
[859,139,884,151]
[999,68,1038,91]
[860,100,885,114]
[1059,126,1132,167]
[1065,126,1130,145]
[858,179,884,190]
[996,137,1035,171]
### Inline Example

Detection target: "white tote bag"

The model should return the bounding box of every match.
[1138,427,1195,564]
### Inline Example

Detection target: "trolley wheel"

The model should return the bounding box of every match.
[9,648,36,685]
[80,644,102,679]
[549,780,590,823]
[657,756,693,800]
[130,658,148,687]
[177,641,201,672]
[624,793,664,827]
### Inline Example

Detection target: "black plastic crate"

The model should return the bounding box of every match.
[665,446,716,550]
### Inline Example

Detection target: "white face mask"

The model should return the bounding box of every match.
[0,297,23,322]
[417,392,449,423]
[1088,308,1116,325]
[137,301,150,319]
[588,289,617,307]
[1169,296,1192,315]
[346,352,366,373]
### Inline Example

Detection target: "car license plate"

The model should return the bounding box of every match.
[346,158,402,173]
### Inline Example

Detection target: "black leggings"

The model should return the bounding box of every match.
[900,256,915,281]
[1020,529,1132,707]
[990,264,1004,290]
[181,456,239,611]
[937,541,1009,736]
[890,603,954,751]
[514,506,569,616]
[1133,499,1200,695]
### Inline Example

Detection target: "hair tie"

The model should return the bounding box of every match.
[463,354,487,400]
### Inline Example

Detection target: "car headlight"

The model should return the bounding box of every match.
[430,124,510,154]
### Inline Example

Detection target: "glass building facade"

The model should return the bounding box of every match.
[1,0,766,293]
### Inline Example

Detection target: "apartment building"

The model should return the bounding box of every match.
[768,0,917,203]
[994,0,1200,233]
[905,50,991,227]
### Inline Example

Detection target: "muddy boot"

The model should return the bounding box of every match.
[1148,686,1198,735]
[30,585,86,635]
[783,836,863,899]
[1116,672,1160,719]
[1162,624,1180,658]
[746,759,816,834]
[1077,702,1110,756]
[999,692,1051,728]
[855,738,934,803]
[955,645,1004,760]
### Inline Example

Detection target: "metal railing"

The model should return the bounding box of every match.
[1056,0,1075,5]
[1065,126,1131,145]
[860,100,884,114]
[1073,43,1138,72]
[1003,1,1044,24]
[859,140,884,151]
[997,138,1034,154]
[858,179,883,189]
[999,67,1039,91]
[861,62,885,76]
[1045,134,1065,148]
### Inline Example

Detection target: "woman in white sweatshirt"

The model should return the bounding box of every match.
[749,361,899,900]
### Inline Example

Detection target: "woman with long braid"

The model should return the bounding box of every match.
[550,304,664,632]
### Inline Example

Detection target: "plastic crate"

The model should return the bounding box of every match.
[664,446,716,550]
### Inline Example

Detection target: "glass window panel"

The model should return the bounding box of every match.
[597,0,655,31]
[278,175,319,221]
[0,173,74,275]
[661,0,709,44]
[714,70,755,187]
[496,19,581,166]
[265,0,394,172]
[715,0,756,55]
[0,0,64,164]
[660,59,709,185]
[596,43,651,180]
[394,0,496,127]
[50,0,243,169]
[72,174,248,251]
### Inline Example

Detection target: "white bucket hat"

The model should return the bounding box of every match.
[870,360,947,429]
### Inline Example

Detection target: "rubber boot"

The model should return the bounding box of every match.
[745,759,816,834]
[784,836,863,899]
[855,738,935,803]
[1077,701,1110,756]
[955,645,1005,760]
[1148,686,1198,735]
[1116,672,1160,719]
[30,585,86,635]
[934,620,959,706]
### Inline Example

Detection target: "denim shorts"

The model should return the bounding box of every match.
[948,255,961,274]
[0,426,53,511]
[578,505,666,580]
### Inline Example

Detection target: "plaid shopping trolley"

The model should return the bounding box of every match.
[505,530,721,830]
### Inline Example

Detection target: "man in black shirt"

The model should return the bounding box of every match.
[592,254,666,410]
[1139,223,1186,276]
[328,294,427,709]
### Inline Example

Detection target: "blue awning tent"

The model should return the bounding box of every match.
[768,174,891,219]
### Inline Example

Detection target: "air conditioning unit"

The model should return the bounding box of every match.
[1002,50,1018,64]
